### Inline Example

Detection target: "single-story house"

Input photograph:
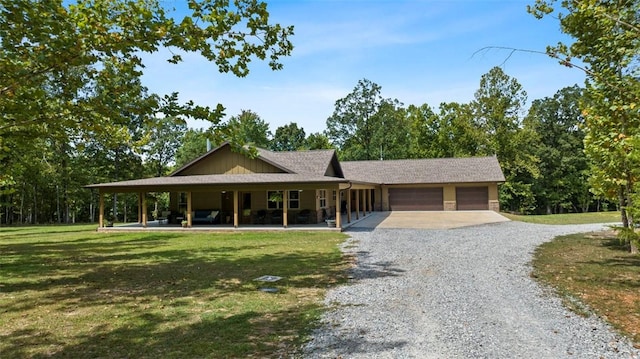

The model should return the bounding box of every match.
[87,142,505,229]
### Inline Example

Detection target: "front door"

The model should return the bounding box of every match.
[240,192,251,224]
[221,192,233,224]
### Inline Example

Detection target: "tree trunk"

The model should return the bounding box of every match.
[619,186,629,228]
[33,184,37,224]
[19,189,24,224]
[56,184,61,224]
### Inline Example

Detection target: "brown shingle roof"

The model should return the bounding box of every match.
[340,156,505,184]
[257,148,343,177]
[86,173,347,190]
[170,142,343,177]
[87,141,504,190]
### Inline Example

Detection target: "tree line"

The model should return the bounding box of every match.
[0,64,605,224]
[1,0,639,252]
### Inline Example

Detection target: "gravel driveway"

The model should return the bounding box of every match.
[303,221,640,358]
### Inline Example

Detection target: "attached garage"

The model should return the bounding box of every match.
[456,187,489,210]
[389,188,444,211]
[340,156,505,212]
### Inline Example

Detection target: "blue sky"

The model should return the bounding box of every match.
[141,0,583,134]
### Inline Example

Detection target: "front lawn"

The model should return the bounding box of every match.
[0,225,349,358]
[502,211,620,225]
[532,231,640,345]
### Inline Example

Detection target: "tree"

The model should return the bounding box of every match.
[223,110,271,148]
[529,0,640,251]
[175,129,210,169]
[0,0,293,194]
[525,85,592,214]
[371,100,411,160]
[144,116,187,177]
[305,132,333,150]
[437,102,488,157]
[472,67,539,213]
[271,122,306,151]
[326,79,384,160]
[326,79,407,160]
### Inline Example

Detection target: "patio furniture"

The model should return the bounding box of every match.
[191,210,220,224]
[255,209,267,224]
[270,209,283,224]
[158,210,171,224]
[296,209,312,224]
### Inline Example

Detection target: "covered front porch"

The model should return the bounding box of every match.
[97,209,375,232]
[95,182,377,231]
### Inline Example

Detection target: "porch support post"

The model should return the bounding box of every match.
[233,190,239,228]
[186,191,192,227]
[355,189,360,220]
[283,190,288,228]
[99,191,105,227]
[336,188,342,229]
[141,193,147,228]
[364,189,368,214]
[347,189,352,223]
[367,189,372,213]
[137,193,142,223]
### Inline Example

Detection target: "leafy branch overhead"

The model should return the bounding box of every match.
[0,0,293,137]
[529,0,640,251]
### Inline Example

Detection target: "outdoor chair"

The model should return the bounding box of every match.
[255,209,267,224]
[296,209,312,224]
[270,209,283,224]
[158,210,171,224]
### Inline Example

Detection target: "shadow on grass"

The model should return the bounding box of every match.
[0,306,318,358]
[569,237,640,289]
[0,225,98,238]
[1,246,347,311]
[0,232,351,357]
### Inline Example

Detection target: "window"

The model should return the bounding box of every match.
[267,190,300,209]
[319,189,327,208]
[332,190,337,201]
[289,190,300,209]
[267,191,282,209]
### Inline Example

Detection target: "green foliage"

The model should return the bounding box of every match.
[144,116,187,177]
[613,225,640,250]
[524,85,592,213]
[326,79,384,160]
[408,102,487,158]
[174,128,210,169]
[0,0,292,145]
[222,109,272,148]
[326,79,408,160]
[271,122,306,151]
[472,67,539,213]
[529,0,640,230]
[305,132,334,150]
[0,0,292,224]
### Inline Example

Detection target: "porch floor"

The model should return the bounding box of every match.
[98,211,374,232]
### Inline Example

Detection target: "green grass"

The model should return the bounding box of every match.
[532,231,640,345]
[0,225,349,358]
[502,211,621,225]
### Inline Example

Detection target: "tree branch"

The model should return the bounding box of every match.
[471,46,627,91]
